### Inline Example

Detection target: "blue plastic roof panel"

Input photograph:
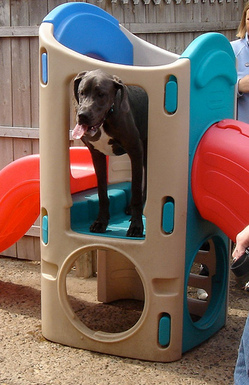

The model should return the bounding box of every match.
[42,2,133,65]
[43,3,119,29]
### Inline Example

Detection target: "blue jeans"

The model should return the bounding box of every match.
[234,313,249,384]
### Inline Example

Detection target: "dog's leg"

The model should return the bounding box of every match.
[127,142,144,237]
[89,149,110,233]
[142,138,148,205]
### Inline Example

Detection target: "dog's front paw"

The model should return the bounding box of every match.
[90,220,108,233]
[126,219,144,238]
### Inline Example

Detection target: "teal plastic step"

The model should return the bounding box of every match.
[71,182,146,239]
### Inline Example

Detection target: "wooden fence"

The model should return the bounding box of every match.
[0,0,246,260]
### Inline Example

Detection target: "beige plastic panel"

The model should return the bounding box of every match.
[39,22,190,362]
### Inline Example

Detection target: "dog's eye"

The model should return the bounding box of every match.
[98,92,105,98]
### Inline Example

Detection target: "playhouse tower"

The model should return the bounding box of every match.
[39,3,236,361]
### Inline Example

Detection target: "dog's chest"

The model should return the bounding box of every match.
[90,125,125,156]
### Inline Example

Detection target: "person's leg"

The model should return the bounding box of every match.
[234,314,249,384]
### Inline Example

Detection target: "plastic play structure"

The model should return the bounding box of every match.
[37,2,242,362]
[2,1,249,362]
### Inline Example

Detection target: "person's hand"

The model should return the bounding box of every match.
[238,75,249,94]
[233,225,249,260]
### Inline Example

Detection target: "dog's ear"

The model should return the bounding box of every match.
[74,71,87,103]
[112,75,130,113]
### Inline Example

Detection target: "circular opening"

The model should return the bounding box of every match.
[62,247,145,335]
[187,238,227,324]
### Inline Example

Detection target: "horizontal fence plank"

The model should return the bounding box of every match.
[0,126,77,142]
[0,20,238,38]
[0,26,39,37]
[26,225,40,238]
[124,20,239,34]
[0,126,39,139]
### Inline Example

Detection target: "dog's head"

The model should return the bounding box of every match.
[73,70,129,139]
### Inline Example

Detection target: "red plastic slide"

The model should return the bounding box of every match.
[0,147,96,253]
[192,119,249,242]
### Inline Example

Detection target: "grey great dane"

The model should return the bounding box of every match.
[73,69,148,237]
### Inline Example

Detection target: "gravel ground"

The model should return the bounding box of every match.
[0,256,248,385]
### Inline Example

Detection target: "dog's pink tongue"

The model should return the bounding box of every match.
[72,124,87,139]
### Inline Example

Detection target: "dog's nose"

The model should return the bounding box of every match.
[78,112,90,125]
